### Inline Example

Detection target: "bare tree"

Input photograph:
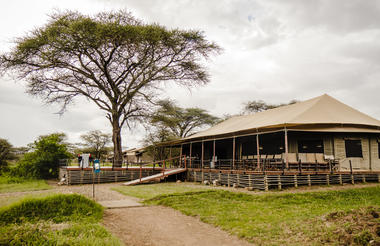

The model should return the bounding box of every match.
[0,10,220,167]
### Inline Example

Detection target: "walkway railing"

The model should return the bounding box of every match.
[182,157,339,173]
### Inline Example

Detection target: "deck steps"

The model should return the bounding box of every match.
[122,168,187,186]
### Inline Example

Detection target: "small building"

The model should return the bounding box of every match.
[166,94,380,172]
[123,147,153,164]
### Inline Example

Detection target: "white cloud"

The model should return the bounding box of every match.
[1,0,380,148]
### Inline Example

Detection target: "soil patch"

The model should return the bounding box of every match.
[321,206,380,245]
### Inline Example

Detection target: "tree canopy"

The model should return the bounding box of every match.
[243,99,298,114]
[14,133,71,179]
[0,138,15,171]
[80,130,111,159]
[151,100,219,138]
[0,10,220,167]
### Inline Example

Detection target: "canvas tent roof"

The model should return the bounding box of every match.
[185,94,380,141]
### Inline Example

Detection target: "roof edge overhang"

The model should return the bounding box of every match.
[155,123,380,147]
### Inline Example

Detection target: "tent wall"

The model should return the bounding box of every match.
[370,137,380,171]
[333,133,373,171]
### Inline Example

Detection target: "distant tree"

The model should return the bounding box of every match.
[0,138,15,171]
[142,127,178,161]
[80,130,111,159]
[0,10,220,167]
[243,99,298,114]
[151,100,219,138]
[14,133,71,179]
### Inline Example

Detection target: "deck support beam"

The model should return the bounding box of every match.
[201,141,204,182]
[213,139,216,168]
[256,133,260,170]
[232,137,236,169]
[284,127,289,169]
[189,142,192,168]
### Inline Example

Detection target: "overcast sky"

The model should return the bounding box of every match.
[1,0,380,149]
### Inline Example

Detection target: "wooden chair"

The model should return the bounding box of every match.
[282,153,298,169]
[316,153,327,164]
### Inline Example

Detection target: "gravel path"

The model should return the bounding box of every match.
[103,206,252,246]
[3,181,378,246]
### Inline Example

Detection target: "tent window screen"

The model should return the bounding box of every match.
[345,140,363,158]
[298,140,324,153]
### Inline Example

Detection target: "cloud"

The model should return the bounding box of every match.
[1,0,380,148]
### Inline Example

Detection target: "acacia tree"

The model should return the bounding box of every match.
[0,138,15,171]
[243,99,298,114]
[151,100,219,138]
[0,11,220,167]
[80,130,111,159]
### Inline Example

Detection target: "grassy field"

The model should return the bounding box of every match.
[112,182,211,199]
[0,176,52,193]
[0,194,121,245]
[116,183,380,245]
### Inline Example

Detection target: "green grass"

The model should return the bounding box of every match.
[0,176,52,193]
[0,194,121,246]
[112,182,210,200]
[0,194,103,225]
[145,185,380,245]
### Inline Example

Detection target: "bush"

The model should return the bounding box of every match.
[12,133,71,179]
[0,194,103,225]
[0,222,121,246]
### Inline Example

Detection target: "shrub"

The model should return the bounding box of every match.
[12,133,71,179]
[0,194,103,225]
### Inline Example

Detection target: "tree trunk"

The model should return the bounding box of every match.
[112,119,123,168]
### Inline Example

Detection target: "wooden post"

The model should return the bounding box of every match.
[349,160,353,174]
[213,139,216,167]
[189,142,193,168]
[307,174,311,186]
[249,174,252,187]
[326,174,330,186]
[378,174,380,183]
[256,133,260,170]
[201,141,204,170]
[368,137,372,171]
[284,127,289,169]
[232,137,236,170]
[139,163,142,182]
[339,174,343,185]
[362,174,366,183]
[264,175,268,191]
[294,174,298,188]
[227,173,230,187]
[277,175,282,190]
[180,144,183,160]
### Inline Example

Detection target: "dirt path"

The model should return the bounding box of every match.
[103,206,252,246]
[2,181,379,246]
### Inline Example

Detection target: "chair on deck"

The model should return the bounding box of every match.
[315,153,329,170]
[265,155,275,170]
[282,153,298,169]
[298,153,307,164]
[315,153,327,164]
